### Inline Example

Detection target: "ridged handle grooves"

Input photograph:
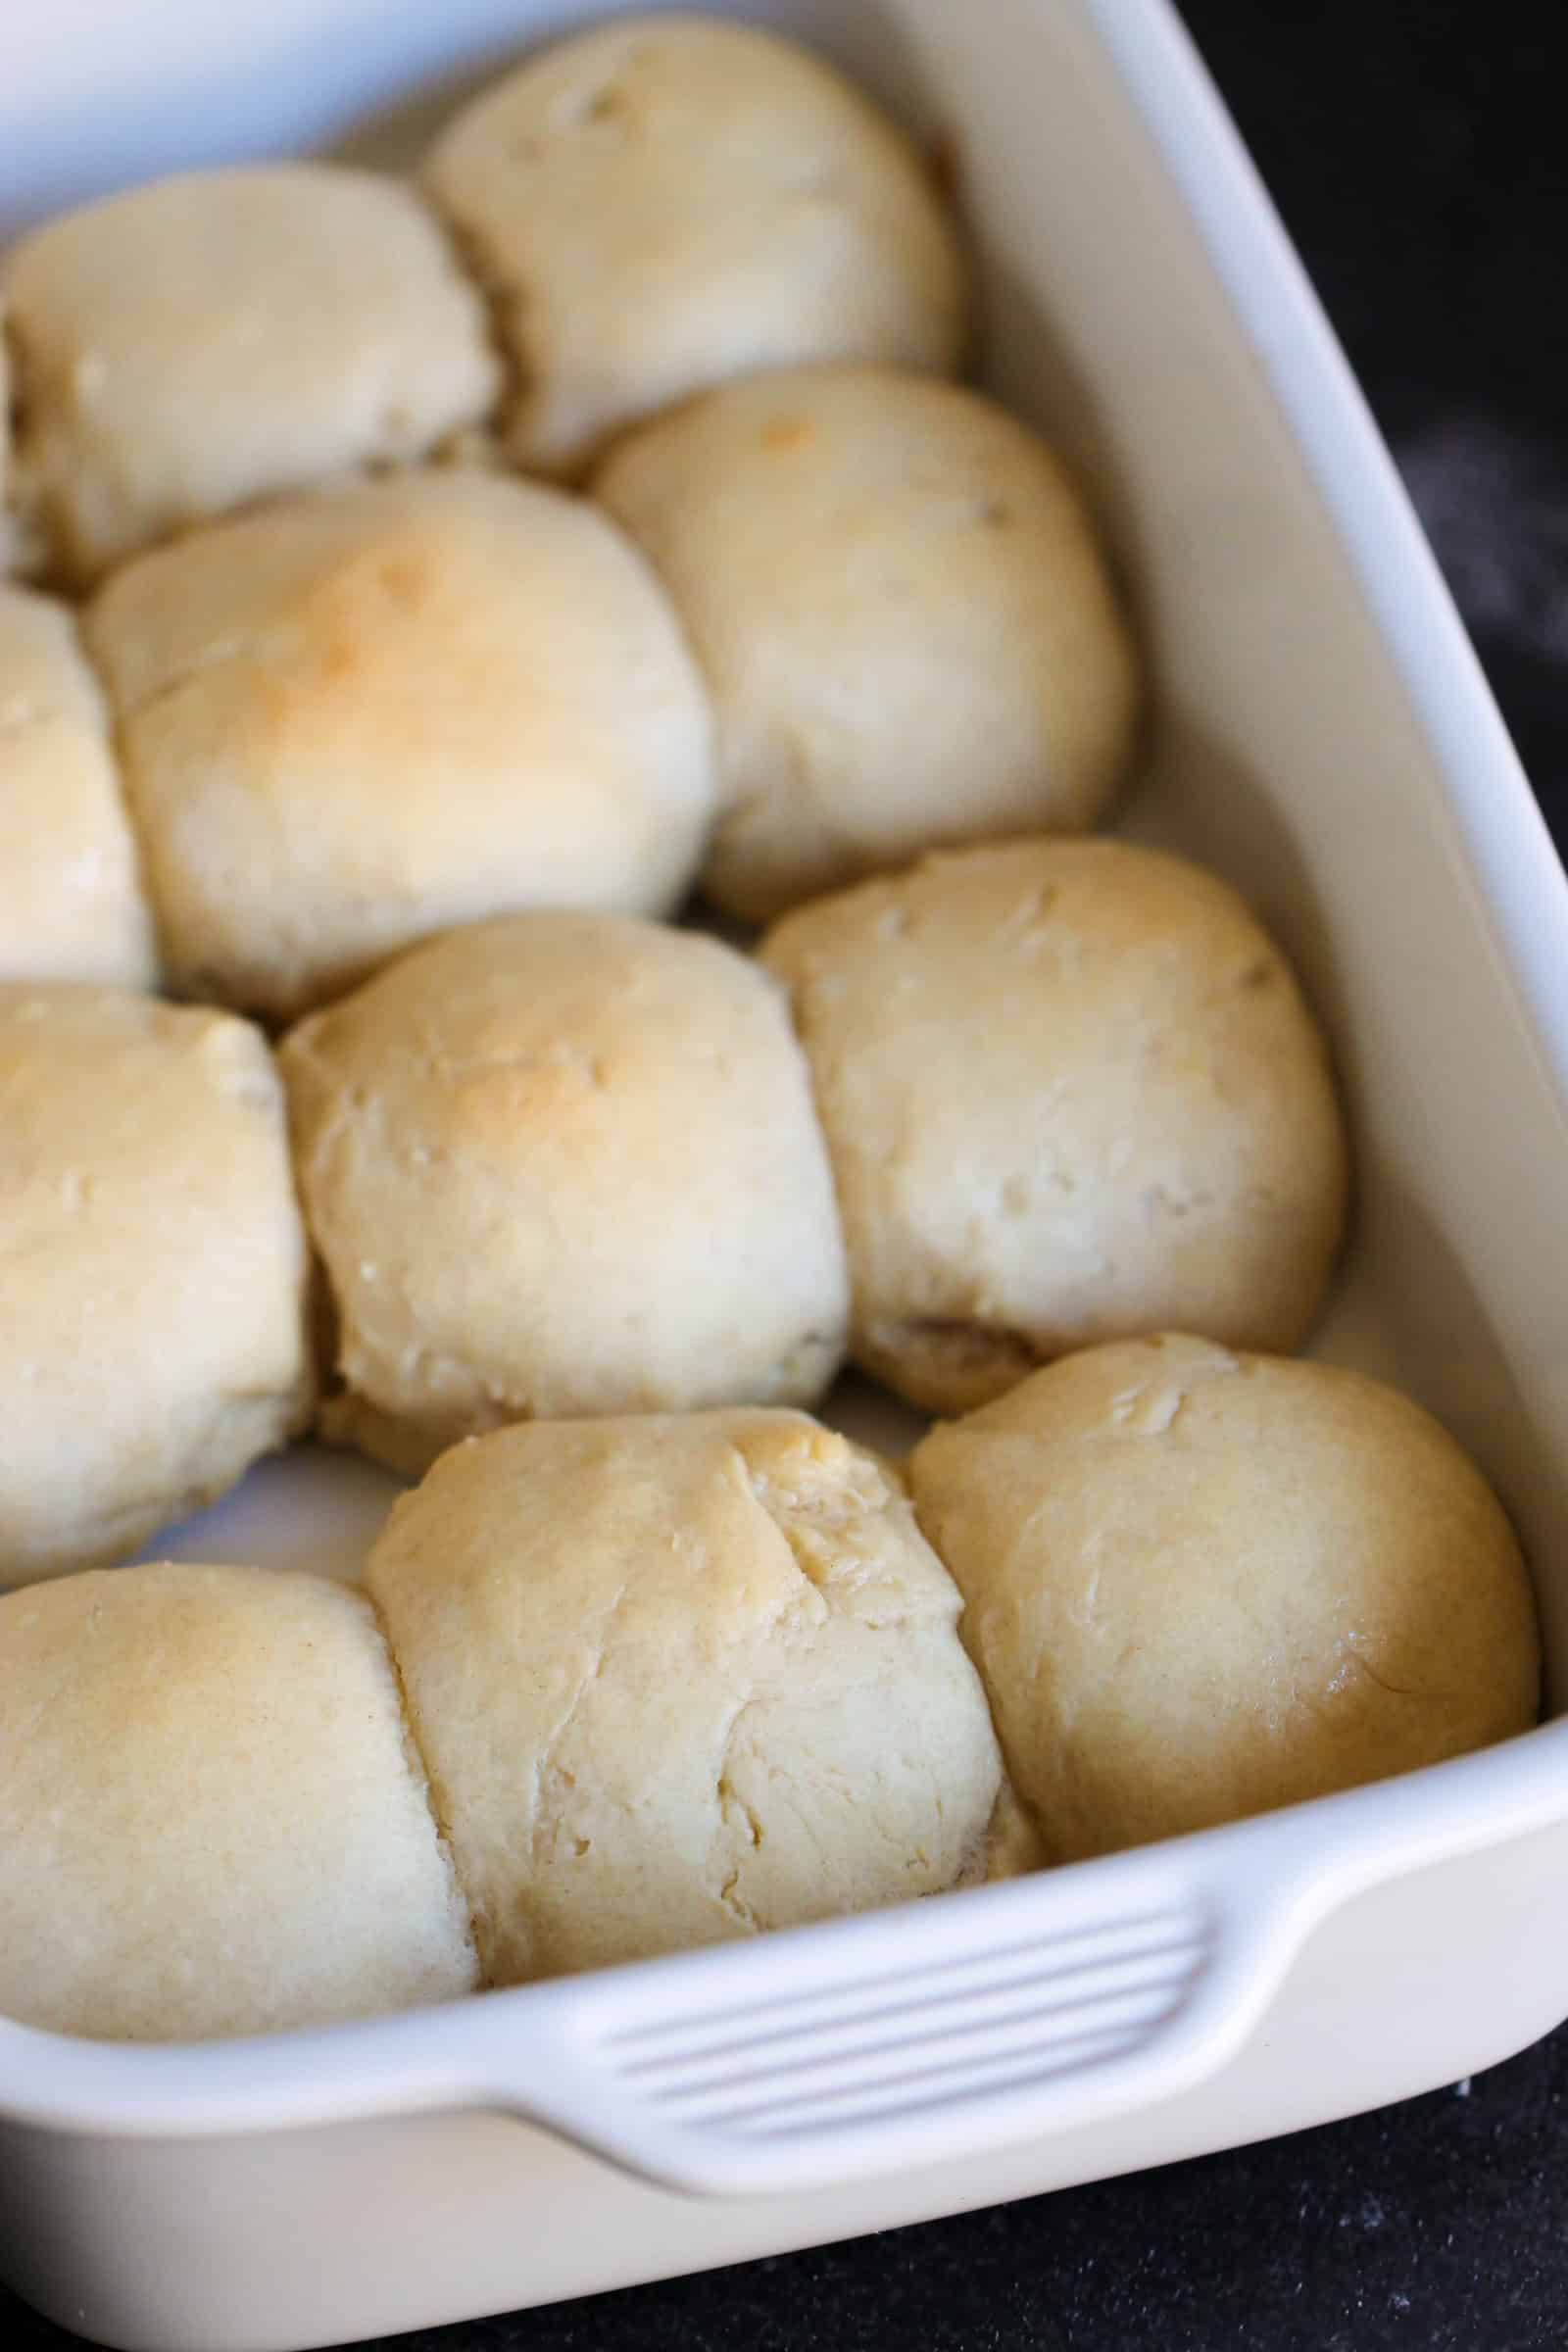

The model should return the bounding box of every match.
[490,1843,1306,2196]
[604,1906,1207,2142]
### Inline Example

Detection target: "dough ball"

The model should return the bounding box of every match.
[0,988,314,1584]
[422,14,966,478]
[0,1562,478,2039]
[1,163,499,585]
[84,471,715,1021]
[762,840,1348,1414]
[908,1336,1541,1861]
[280,912,849,1475]
[367,1409,1003,1982]
[0,584,157,987]
[595,368,1140,920]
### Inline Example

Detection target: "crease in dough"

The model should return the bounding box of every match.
[367,1409,1006,1985]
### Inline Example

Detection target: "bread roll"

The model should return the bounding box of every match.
[1,163,499,584]
[0,1562,478,2039]
[909,1337,1540,1861]
[280,912,849,1475]
[367,1410,1004,1982]
[762,839,1348,1414]
[0,987,313,1583]
[595,368,1139,919]
[0,584,157,987]
[422,13,965,477]
[84,471,715,1020]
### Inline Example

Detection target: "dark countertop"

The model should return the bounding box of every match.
[8,7,1568,2350]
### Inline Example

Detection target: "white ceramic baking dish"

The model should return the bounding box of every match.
[5,2,1568,2345]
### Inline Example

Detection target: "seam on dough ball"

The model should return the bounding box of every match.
[858,1315,1046,1417]
[714,1426,968,1929]
[285,1034,534,1473]
[428,208,534,468]
[732,1423,963,1641]
[280,1028,390,1453]
[957,1777,1046,1886]
[0,308,54,579]
[364,1579,491,1990]
[711,1686,769,1933]
[759,958,863,1358]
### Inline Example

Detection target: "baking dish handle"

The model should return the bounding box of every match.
[486,1826,1315,2196]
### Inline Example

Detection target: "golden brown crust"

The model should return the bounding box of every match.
[279,911,848,1465]
[84,471,716,1020]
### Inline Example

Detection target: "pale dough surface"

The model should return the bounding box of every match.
[596,368,1140,919]
[367,1409,1004,1983]
[0,584,157,987]
[422,13,966,477]
[909,1336,1541,1861]
[762,839,1349,1414]
[280,912,849,1473]
[0,1562,478,2039]
[0,163,499,584]
[0,986,314,1583]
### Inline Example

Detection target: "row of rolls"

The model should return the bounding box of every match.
[0,854,1540,2046]
[0,12,1541,2046]
[0,376,1135,1009]
[4,838,1348,1580]
[0,1349,1539,2045]
[3,13,1134,1017]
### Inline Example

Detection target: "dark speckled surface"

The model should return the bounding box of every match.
[1181,2,1568,867]
[6,5,1568,2347]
